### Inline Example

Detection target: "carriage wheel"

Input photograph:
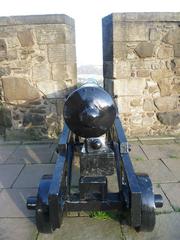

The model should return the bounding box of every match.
[135,173,157,232]
[36,175,53,233]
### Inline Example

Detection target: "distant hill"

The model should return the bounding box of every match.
[78,65,103,75]
[77,65,103,86]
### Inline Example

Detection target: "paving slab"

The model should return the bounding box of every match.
[141,144,180,160]
[13,164,55,188]
[6,144,56,164]
[0,218,37,240]
[161,183,180,210]
[38,217,124,240]
[139,138,175,145]
[175,137,180,144]
[129,144,148,161]
[51,152,58,163]
[122,212,180,240]
[162,158,180,181]
[0,145,19,163]
[153,184,173,213]
[132,159,177,183]
[0,164,24,188]
[107,173,119,192]
[0,188,37,217]
[128,138,139,142]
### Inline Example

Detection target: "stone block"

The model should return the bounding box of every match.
[146,79,159,93]
[0,106,12,127]
[151,70,174,95]
[52,63,76,81]
[1,77,40,102]
[135,42,155,58]
[23,113,45,126]
[103,41,113,61]
[0,67,10,77]
[157,45,174,59]
[130,127,150,136]
[35,24,75,44]
[174,58,180,67]
[113,61,131,78]
[0,188,37,217]
[114,78,146,96]
[136,70,150,78]
[0,39,7,61]
[6,36,20,48]
[17,30,34,47]
[7,49,18,60]
[5,128,45,141]
[0,14,75,26]
[149,28,162,41]
[0,218,37,240]
[113,22,149,41]
[103,61,113,78]
[130,98,142,107]
[172,82,180,94]
[113,42,128,60]
[174,44,180,57]
[131,113,143,126]
[143,98,155,111]
[6,144,55,164]
[0,164,24,188]
[117,96,131,113]
[13,164,55,188]
[163,29,180,44]
[158,78,173,96]
[48,44,76,63]
[142,115,155,126]
[154,97,177,111]
[56,99,64,115]
[48,44,65,63]
[175,68,180,76]
[157,112,180,126]
[37,80,67,98]
[32,62,51,82]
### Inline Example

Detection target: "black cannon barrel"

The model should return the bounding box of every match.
[63,82,116,138]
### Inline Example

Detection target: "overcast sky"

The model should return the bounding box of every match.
[0,0,179,66]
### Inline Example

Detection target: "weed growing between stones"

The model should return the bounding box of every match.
[134,156,144,161]
[89,211,121,221]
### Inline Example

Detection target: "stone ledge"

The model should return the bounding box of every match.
[103,12,180,23]
[0,14,74,27]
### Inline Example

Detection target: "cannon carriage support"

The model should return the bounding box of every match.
[27,83,163,233]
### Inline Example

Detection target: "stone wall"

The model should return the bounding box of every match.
[103,13,180,137]
[0,15,77,140]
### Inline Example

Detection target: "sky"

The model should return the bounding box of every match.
[0,0,179,66]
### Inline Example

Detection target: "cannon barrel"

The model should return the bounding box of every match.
[63,82,116,138]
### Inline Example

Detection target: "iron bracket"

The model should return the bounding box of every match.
[120,142,131,154]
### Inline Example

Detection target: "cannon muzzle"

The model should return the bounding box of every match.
[63,83,116,138]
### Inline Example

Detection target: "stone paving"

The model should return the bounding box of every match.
[0,138,179,240]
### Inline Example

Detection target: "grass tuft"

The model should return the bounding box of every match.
[168,154,178,159]
[174,206,180,212]
[134,156,144,161]
[89,211,120,221]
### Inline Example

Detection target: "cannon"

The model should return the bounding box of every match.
[27,82,163,233]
